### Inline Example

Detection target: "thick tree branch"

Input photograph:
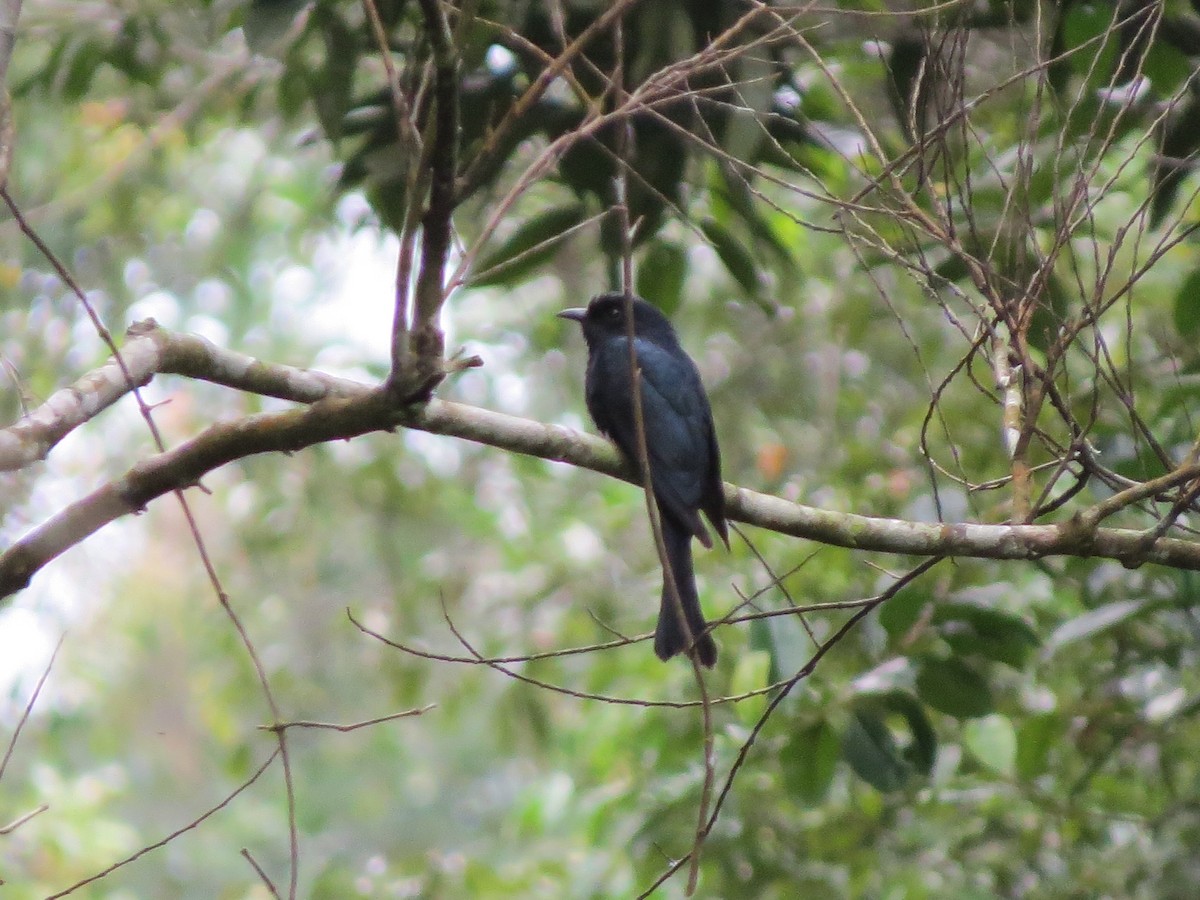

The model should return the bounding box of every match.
[0,320,364,472]
[0,388,398,599]
[5,323,1200,602]
[386,0,460,402]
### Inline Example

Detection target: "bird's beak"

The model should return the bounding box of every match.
[557,308,586,322]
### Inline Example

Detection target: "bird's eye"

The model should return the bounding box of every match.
[607,306,620,319]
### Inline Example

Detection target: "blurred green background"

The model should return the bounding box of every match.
[4,1,1200,897]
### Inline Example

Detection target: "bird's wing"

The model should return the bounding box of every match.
[630,341,718,545]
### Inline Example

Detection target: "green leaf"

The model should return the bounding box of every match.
[747,613,773,655]
[1016,713,1060,779]
[915,657,994,719]
[1026,272,1071,353]
[879,587,927,638]
[1061,3,1119,84]
[110,18,161,86]
[1045,598,1154,654]
[62,39,105,101]
[1172,269,1200,338]
[244,0,312,56]
[730,650,772,726]
[963,714,1017,776]
[309,9,359,142]
[748,613,789,687]
[841,691,936,792]
[721,53,774,164]
[842,709,911,792]
[277,52,310,121]
[558,140,612,200]
[1047,3,1072,93]
[886,34,928,140]
[635,242,687,315]
[933,602,1040,669]
[699,218,761,297]
[1142,42,1191,97]
[1153,95,1200,228]
[713,165,799,277]
[879,690,937,776]
[471,204,588,287]
[933,252,971,286]
[800,79,840,123]
[783,720,840,803]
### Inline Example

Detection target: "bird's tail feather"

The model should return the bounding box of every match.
[654,519,718,667]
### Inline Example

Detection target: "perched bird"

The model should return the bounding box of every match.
[559,292,728,667]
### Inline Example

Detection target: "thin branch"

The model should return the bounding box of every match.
[264,705,435,733]
[350,591,903,678]
[635,558,942,898]
[0,803,47,835]
[1079,463,1200,530]
[45,750,281,899]
[357,607,837,711]
[7,173,304,900]
[242,849,282,900]
[455,0,645,199]
[0,388,398,599]
[0,634,62,784]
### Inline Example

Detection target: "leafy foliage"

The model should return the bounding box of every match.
[4,0,1200,897]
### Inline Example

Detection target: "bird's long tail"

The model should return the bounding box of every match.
[654,517,718,667]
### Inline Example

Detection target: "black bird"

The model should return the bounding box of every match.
[559,292,728,667]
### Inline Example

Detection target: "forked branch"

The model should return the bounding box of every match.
[5,323,1200,603]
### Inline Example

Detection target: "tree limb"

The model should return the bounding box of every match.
[386,0,461,401]
[0,320,364,472]
[4,322,1200,602]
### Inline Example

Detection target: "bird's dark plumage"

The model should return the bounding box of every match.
[559,292,727,667]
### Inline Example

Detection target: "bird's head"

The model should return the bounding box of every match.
[558,292,676,345]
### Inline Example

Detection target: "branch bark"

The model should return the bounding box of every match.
[0,0,23,89]
[0,320,363,472]
[386,0,460,401]
[4,322,1200,603]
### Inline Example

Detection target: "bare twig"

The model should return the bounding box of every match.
[455,0,645,198]
[242,849,282,900]
[0,804,47,835]
[359,607,814,710]
[0,388,398,599]
[0,634,62,785]
[45,750,281,899]
[635,558,943,898]
[264,705,435,733]
[6,98,304,900]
